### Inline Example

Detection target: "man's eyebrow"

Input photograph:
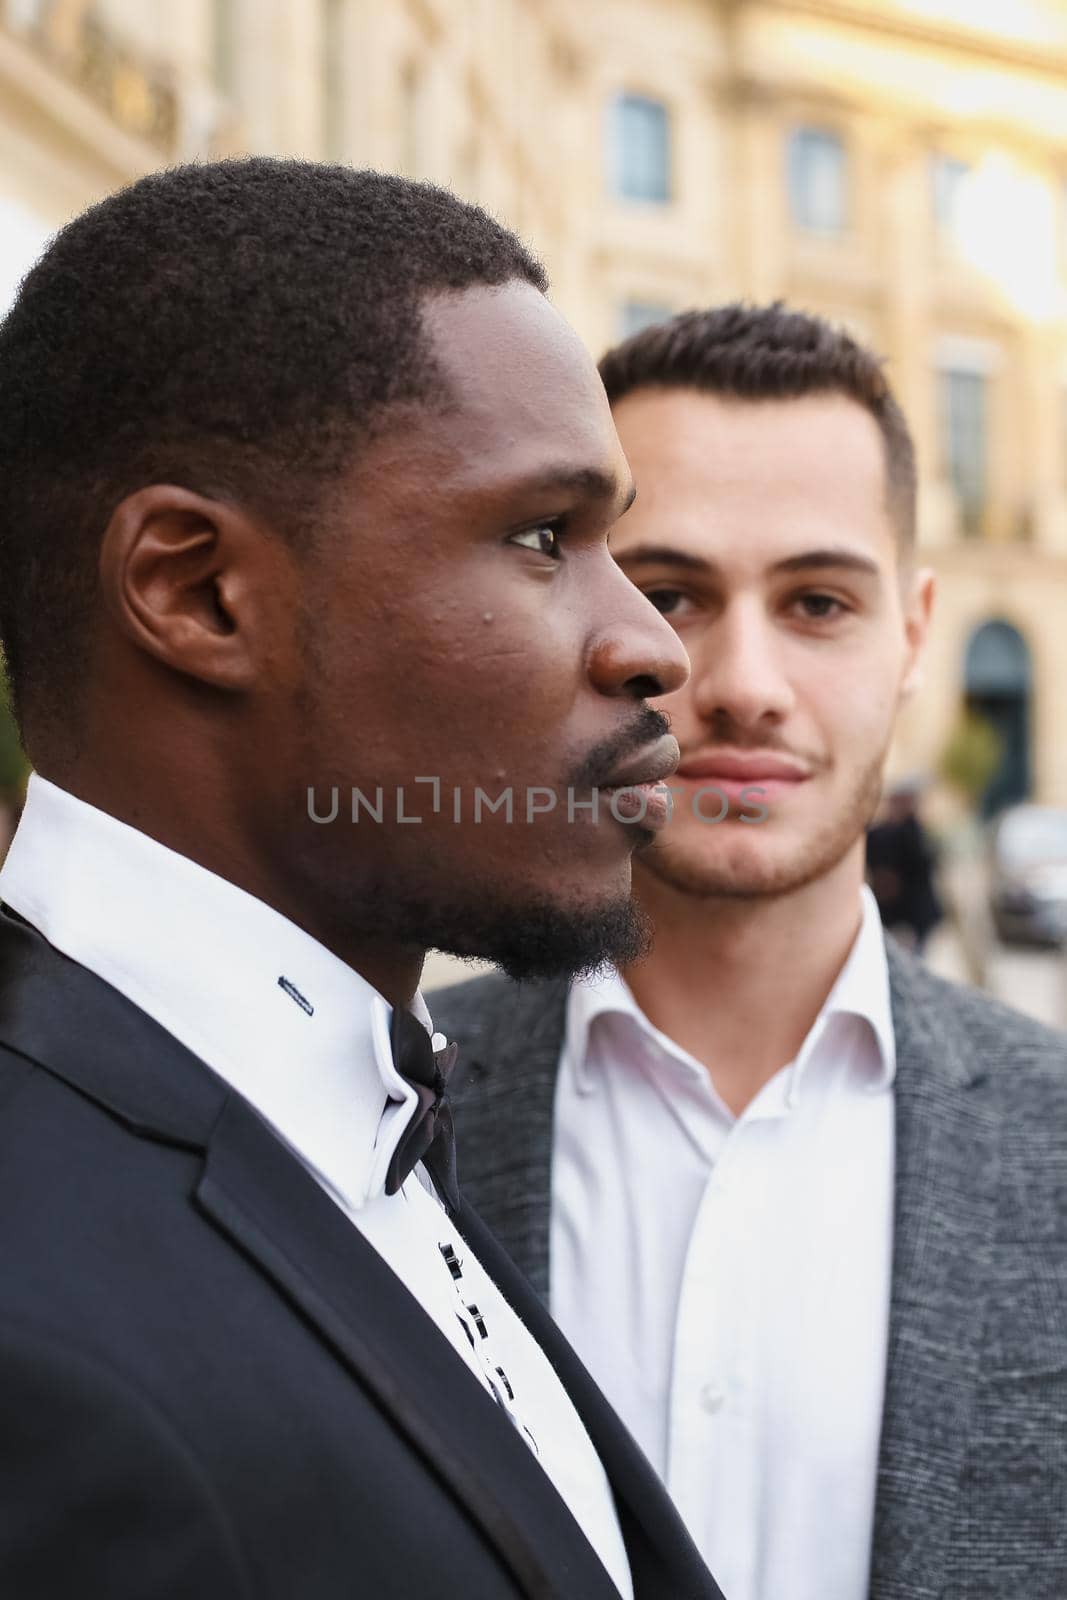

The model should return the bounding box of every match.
[613,544,711,572]
[614,543,882,579]
[512,466,635,512]
[770,548,882,578]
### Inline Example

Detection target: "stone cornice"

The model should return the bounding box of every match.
[746,0,1067,82]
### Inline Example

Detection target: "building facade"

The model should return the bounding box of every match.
[3,0,1067,805]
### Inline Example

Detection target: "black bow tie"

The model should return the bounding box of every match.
[384,1007,460,1213]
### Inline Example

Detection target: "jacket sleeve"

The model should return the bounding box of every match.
[0,1320,252,1599]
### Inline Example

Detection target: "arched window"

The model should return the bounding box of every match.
[963,620,1032,816]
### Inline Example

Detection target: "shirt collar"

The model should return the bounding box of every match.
[808,884,896,1091]
[565,963,684,1096]
[564,885,895,1100]
[0,774,435,1211]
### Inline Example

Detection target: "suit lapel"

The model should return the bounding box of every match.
[869,944,1002,1600]
[0,915,623,1600]
[197,1095,624,1600]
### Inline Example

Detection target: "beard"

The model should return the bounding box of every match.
[294,839,655,982]
[422,887,653,981]
[356,876,653,982]
[639,749,885,902]
[291,702,670,982]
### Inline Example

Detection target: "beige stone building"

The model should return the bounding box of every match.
[3,0,1067,809]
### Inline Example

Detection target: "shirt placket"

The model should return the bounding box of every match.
[667,1121,763,1600]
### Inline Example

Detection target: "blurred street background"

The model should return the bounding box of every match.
[3,0,1067,1023]
[922,831,1067,1029]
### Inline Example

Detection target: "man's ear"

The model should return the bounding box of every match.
[899,565,936,701]
[98,484,289,691]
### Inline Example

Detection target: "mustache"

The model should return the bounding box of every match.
[677,740,828,773]
[567,705,673,791]
[679,714,827,772]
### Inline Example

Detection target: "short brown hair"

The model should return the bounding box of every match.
[599,301,917,549]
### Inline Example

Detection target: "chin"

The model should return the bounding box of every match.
[427,882,651,982]
[640,829,829,900]
[552,843,636,899]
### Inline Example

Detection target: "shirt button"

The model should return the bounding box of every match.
[700,1381,726,1415]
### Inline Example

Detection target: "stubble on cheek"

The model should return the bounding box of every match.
[639,744,887,901]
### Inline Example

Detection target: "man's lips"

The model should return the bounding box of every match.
[600,735,680,791]
[598,735,680,833]
[674,750,811,784]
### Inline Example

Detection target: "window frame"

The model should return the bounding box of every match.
[938,365,990,538]
[786,124,848,236]
[608,91,673,206]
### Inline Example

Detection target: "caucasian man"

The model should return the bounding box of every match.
[440,304,1067,1600]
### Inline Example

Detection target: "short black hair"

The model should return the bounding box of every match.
[599,301,917,550]
[0,158,548,743]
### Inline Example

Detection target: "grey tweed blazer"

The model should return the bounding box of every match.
[434,940,1067,1600]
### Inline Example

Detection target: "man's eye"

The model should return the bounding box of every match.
[644,588,689,617]
[510,524,561,559]
[796,592,846,620]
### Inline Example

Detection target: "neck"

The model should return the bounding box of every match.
[43,761,426,1011]
[623,844,866,1116]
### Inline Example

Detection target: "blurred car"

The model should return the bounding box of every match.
[989,804,1067,946]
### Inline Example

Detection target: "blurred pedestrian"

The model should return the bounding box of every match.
[866,780,943,954]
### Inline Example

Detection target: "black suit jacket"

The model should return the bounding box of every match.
[0,911,722,1599]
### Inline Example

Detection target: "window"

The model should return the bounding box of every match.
[619,301,673,339]
[931,155,970,232]
[609,94,671,204]
[939,368,988,536]
[787,127,846,233]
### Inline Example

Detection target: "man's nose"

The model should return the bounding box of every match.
[586,573,690,700]
[689,599,794,729]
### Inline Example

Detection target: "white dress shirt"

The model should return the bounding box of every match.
[552,888,895,1600]
[1,774,633,1600]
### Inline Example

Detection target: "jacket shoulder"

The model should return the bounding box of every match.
[896,948,1067,1096]
[890,947,1067,1238]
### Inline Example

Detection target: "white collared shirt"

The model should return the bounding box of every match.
[1,774,632,1600]
[552,888,895,1600]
